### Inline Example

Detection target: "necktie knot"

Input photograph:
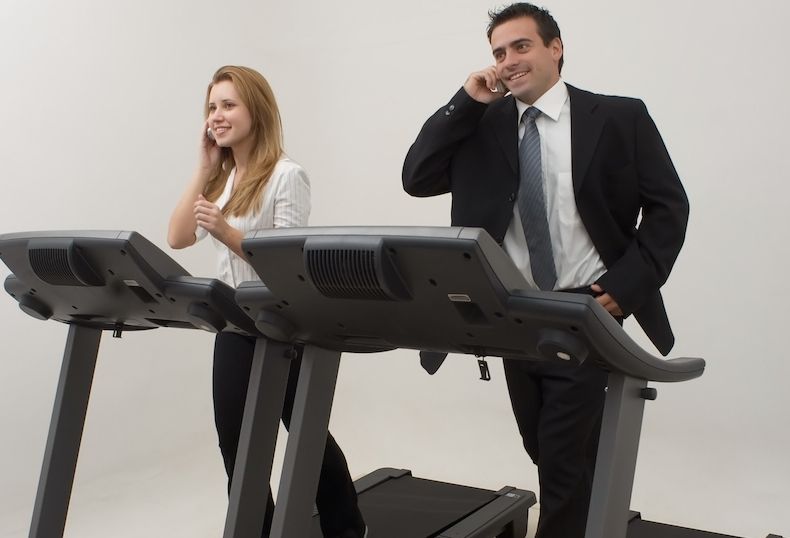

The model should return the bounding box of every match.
[522,106,542,124]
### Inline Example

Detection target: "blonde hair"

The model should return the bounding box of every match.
[202,65,284,217]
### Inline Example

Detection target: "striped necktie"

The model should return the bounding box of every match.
[517,106,557,290]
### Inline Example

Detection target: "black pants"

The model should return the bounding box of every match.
[503,287,614,538]
[213,332,364,538]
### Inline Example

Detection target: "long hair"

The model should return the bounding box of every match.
[202,65,284,217]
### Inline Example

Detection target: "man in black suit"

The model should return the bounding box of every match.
[402,3,689,537]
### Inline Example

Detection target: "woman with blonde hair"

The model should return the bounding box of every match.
[168,65,366,538]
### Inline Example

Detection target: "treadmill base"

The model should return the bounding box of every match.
[310,468,536,538]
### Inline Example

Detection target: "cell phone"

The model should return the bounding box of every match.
[206,127,215,141]
[494,80,508,94]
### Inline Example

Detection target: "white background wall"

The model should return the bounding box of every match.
[1,0,788,537]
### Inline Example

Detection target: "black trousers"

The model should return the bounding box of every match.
[503,287,614,538]
[212,332,364,538]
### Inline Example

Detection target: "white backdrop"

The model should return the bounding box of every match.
[1,0,788,537]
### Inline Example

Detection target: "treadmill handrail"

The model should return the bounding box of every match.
[507,291,704,382]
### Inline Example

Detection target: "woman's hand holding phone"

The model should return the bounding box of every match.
[199,122,221,174]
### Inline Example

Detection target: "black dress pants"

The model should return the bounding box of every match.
[212,332,364,538]
[503,287,614,538]
[503,356,607,538]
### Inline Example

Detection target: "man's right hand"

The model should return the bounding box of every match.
[463,66,507,104]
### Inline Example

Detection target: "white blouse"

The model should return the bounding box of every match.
[195,157,311,287]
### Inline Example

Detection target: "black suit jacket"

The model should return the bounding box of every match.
[402,84,689,355]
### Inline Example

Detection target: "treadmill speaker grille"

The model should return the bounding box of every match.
[29,248,82,286]
[28,242,104,287]
[306,249,390,300]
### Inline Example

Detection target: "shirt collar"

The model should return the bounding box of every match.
[515,79,568,122]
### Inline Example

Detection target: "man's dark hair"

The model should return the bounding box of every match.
[487,3,564,72]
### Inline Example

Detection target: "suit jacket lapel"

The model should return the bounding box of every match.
[490,96,519,174]
[568,84,606,194]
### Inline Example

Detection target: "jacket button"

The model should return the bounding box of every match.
[508,193,516,202]
[445,110,451,116]
[449,104,455,111]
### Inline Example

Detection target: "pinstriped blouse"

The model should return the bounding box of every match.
[195,157,311,287]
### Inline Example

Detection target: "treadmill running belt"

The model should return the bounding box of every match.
[311,476,498,537]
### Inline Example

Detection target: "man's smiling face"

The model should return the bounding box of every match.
[490,16,563,104]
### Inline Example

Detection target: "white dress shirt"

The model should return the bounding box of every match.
[502,79,605,290]
[196,157,311,287]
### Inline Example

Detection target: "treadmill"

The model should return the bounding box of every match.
[0,230,534,538]
[234,226,783,538]
[0,230,264,538]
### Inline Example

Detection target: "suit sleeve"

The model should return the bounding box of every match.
[402,88,488,197]
[597,100,689,315]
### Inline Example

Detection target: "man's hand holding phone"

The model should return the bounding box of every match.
[464,66,507,104]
